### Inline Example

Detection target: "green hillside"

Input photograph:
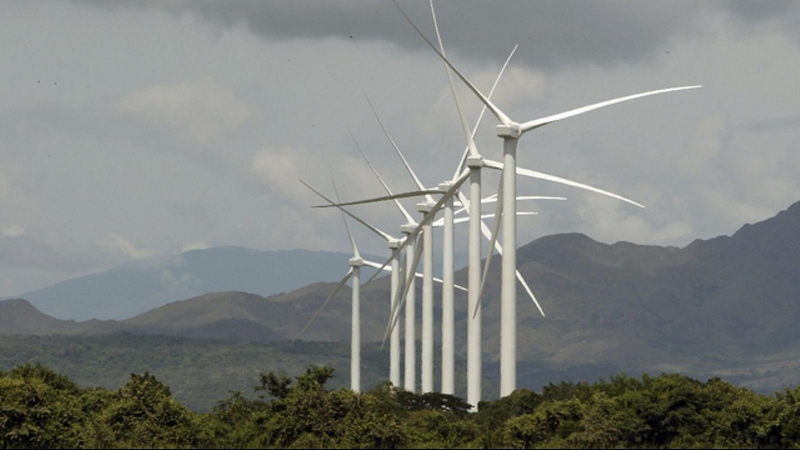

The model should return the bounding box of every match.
[0,334,507,412]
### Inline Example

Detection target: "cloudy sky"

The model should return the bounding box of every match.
[2,0,799,296]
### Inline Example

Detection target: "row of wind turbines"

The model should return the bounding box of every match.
[293,1,699,409]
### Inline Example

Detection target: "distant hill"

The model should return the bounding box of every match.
[0,299,77,334]
[14,247,381,321]
[2,200,800,395]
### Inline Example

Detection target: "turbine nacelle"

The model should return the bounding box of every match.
[400,224,416,234]
[496,123,522,139]
[416,200,436,214]
[349,257,365,267]
[387,239,402,250]
[438,181,453,192]
[466,155,484,168]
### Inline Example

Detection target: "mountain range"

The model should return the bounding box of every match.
[11,247,384,321]
[2,200,800,394]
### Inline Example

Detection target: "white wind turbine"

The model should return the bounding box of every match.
[319,135,652,408]
[314,148,643,406]
[393,0,701,397]
[367,103,568,396]
[320,89,663,410]
[293,180,366,393]
[358,112,556,395]
[350,131,456,391]
[315,2,674,406]
[295,177,468,392]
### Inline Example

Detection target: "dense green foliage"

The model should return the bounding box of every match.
[2,363,800,448]
[0,334,511,411]
[0,334,392,412]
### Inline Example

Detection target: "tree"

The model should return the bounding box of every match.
[98,372,199,448]
[0,363,84,449]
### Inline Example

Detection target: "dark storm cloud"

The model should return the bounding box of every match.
[75,0,710,69]
[722,1,794,22]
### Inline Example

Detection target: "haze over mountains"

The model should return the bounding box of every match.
[12,247,382,321]
[2,200,800,394]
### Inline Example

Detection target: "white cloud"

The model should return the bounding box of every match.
[251,144,402,207]
[677,112,729,175]
[107,234,155,260]
[250,144,417,255]
[181,241,210,253]
[2,225,25,238]
[575,197,694,246]
[115,77,252,145]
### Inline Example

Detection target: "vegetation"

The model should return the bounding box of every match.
[0,334,388,412]
[2,362,800,448]
[0,334,508,412]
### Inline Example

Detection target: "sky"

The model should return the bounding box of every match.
[2,0,799,296]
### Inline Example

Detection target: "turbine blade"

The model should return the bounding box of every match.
[330,172,359,259]
[349,127,415,224]
[452,45,518,182]
[299,179,394,242]
[361,259,392,272]
[519,85,702,134]
[363,169,470,290]
[515,167,645,209]
[482,159,504,170]
[518,270,545,317]
[312,189,442,209]
[365,96,435,204]
[383,233,425,347]
[516,196,568,202]
[382,235,421,348]
[431,0,480,161]
[479,196,566,205]
[292,268,354,344]
[453,212,537,225]
[392,0,512,126]
[472,219,545,318]
[477,173,504,309]
[481,160,645,208]
[482,212,537,219]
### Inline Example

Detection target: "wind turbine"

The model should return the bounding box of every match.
[320,90,661,408]
[346,131,428,393]
[292,179,366,393]
[367,93,578,403]
[316,141,650,406]
[350,132,539,394]
[314,3,673,406]
[296,177,469,392]
[392,0,701,397]
[350,132,449,392]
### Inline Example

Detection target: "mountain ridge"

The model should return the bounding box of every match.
[12,246,382,321]
[2,200,799,393]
